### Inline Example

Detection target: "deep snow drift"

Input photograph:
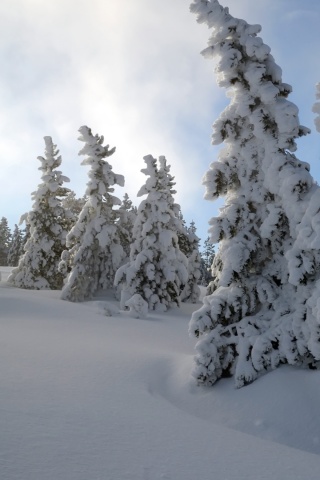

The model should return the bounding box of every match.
[1,266,320,480]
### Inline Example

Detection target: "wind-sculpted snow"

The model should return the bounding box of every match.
[146,354,320,455]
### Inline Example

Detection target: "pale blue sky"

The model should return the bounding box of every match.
[1,0,320,246]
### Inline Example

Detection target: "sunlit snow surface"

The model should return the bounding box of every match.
[1,267,320,480]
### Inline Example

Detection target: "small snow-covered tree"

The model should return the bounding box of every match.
[201,236,215,287]
[115,155,188,311]
[0,217,11,266]
[168,206,202,297]
[189,0,320,388]
[125,294,148,319]
[8,137,72,289]
[60,126,125,302]
[7,224,24,266]
[181,221,201,303]
[117,193,137,260]
[61,190,87,219]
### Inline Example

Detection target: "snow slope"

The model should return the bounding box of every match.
[1,266,320,480]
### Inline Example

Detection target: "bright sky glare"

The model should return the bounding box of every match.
[1,0,320,246]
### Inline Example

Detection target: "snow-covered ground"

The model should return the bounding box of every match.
[1,266,320,480]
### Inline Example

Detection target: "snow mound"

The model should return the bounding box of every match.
[145,354,320,454]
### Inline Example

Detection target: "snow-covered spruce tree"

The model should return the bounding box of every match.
[0,217,11,265]
[60,126,125,302]
[115,155,188,311]
[117,193,137,260]
[7,224,24,267]
[167,204,201,302]
[189,0,320,388]
[8,138,72,289]
[181,221,201,303]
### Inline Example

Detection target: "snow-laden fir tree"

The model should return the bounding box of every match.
[181,221,201,303]
[60,126,125,302]
[115,155,188,311]
[117,193,137,260]
[8,138,72,289]
[7,224,24,267]
[189,0,320,388]
[0,217,11,266]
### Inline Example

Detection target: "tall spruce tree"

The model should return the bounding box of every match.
[8,137,72,289]
[115,155,188,311]
[189,0,320,388]
[60,126,125,302]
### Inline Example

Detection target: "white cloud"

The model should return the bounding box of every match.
[1,0,320,244]
[0,0,218,229]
